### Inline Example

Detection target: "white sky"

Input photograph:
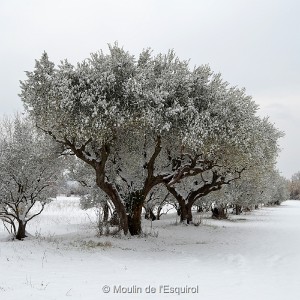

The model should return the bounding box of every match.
[1,0,299,178]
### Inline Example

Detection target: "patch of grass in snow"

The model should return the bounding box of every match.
[0,284,13,292]
[72,239,112,249]
[195,241,208,245]
[139,227,159,238]
[25,276,49,291]
[228,218,247,222]
[34,232,62,246]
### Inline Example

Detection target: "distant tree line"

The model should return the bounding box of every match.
[288,172,300,200]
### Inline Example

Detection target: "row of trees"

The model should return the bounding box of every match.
[288,172,300,199]
[1,44,288,239]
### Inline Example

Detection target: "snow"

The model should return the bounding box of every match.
[1,197,300,300]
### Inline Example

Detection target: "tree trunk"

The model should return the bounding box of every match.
[212,205,227,219]
[186,204,193,224]
[103,202,110,222]
[145,207,156,221]
[127,205,143,235]
[235,204,242,215]
[16,220,27,240]
[197,205,203,213]
[70,143,129,235]
[156,206,162,220]
[179,203,193,224]
[113,202,128,235]
[165,185,193,223]
[179,201,188,223]
[96,179,129,235]
[109,210,119,226]
[126,191,144,235]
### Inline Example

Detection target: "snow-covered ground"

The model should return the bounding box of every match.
[1,197,300,300]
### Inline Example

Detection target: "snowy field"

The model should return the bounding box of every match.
[1,197,300,300]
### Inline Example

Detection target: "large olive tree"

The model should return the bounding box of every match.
[20,44,281,235]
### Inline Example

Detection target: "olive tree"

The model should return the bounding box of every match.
[163,95,282,222]
[198,168,288,219]
[289,172,300,200]
[0,116,63,240]
[20,44,282,235]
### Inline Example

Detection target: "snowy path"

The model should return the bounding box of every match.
[0,199,300,300]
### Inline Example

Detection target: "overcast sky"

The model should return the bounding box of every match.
[1,0,299,178]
